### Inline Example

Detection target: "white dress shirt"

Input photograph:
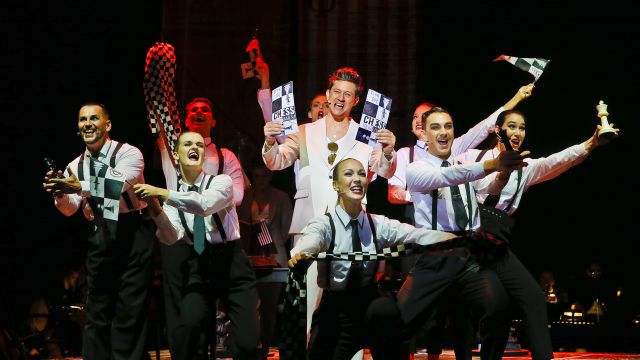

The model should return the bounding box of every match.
[55,139,146,220]
[388,107,504,204]
[153,172,241,246]
[291,206,457,290]
[466,144,589,215]
[158,134,245,206]
[407,151,498,231]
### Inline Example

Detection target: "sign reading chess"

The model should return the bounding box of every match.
[355,89,392,147]
[271,81,299,136]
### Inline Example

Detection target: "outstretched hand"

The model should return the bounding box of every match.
[43,167,81,197]
[585,124,620,152]
[492,150,531,173]
[288,253,313,269]
[133,184,169,202]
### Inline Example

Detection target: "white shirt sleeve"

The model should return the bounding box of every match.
[407,160,486,193]
[451,107,503,156]
[290,215,331,257]
[373,214,458,246]
[166,175,234,217]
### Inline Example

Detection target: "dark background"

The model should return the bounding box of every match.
[1,0,638,346]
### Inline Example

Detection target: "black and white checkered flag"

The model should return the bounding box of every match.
[494,55,550,81]
[144,42,182,152]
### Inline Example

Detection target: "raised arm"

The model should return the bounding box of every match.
[369,128,397,179]
[387,147,411,204]
[451,83,534,156]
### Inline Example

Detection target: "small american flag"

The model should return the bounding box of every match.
[257,220,273,247]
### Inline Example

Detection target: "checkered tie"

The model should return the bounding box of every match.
[441,161,468,231]
[188,185,206,255]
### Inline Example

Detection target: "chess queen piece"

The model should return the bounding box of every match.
[595,100,619,140]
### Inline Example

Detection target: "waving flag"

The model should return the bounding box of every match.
[494,55,549,81]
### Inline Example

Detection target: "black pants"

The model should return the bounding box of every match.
[308,285,403,360]
[397,250,510,360]
[83,212,154,360]
[161,240,259,360]
[485,249,553,360]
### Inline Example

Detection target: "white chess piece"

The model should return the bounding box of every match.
[596,100,618,140]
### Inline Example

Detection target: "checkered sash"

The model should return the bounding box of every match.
[279,269,307,359]
[143,42,182,152]
[314,237,468,261]
[494,54,550,81]
[88,157,125,222]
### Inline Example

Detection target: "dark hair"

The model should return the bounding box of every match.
[308,93,327,111]
[420,106,449,129]
[495,109,524,127]
[185,97,213,113]
[80,101,109,118]
[327,67,364,96]
[479,109,526,149]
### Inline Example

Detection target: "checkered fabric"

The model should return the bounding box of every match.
[494,55,550,81]
[88,158,125,222]
[315,236,470,261]
[143,42,182,151]
[316,243,414,261]
[278,269,307,359]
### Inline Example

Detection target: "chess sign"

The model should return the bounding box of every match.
[271,81,299,135]
[355,89,392,147]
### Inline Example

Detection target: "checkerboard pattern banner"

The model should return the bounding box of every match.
[144,42,182,151]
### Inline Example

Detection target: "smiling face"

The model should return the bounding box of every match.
[498,113,526,151]
[333,158,368,203]
[411,103,433,140]
[326,80,359,121]
[185,100,215,138]
[77,105,111,149]
[424,111,454,160]
[173,132,205,170]
[308,94,329,122]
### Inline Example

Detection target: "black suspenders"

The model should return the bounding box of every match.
[474,150,522,211]
[323,212,379,289]
[77,141,134,212]
[430,162,472,231]
[177,174,228,243]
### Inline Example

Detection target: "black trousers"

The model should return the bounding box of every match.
[485,249,553,360]
[308,285,403,360]
[83,212,154,360]
[161,240,259,360]
[396,250,510,360]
